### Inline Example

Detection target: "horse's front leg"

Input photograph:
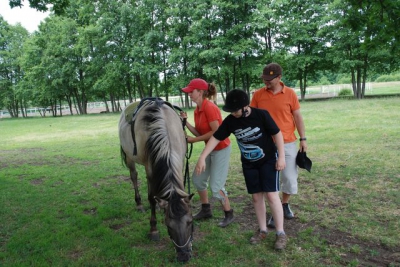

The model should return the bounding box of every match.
[147,194,160,241]
[129,167,144,212]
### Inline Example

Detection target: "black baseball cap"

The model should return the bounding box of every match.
[296,150,312,172]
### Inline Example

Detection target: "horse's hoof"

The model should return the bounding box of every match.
[147,231,160,241]
[137,205,145,212]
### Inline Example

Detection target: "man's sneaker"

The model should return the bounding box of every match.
[282,203,294,219]
[250,230,267,244]
[267,216,275,228]
[274,234,288,250]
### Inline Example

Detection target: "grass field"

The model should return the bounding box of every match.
[1,97,399,266]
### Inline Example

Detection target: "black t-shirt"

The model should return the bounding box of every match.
[214,108,280,168]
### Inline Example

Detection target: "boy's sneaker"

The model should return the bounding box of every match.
[282,203,294,219]
[274,234,288,250]
[250,230,267,244]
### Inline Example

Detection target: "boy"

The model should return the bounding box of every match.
[194,89,288,250]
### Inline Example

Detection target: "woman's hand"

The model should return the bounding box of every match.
[180,111,188,119]
[186,136,195,143]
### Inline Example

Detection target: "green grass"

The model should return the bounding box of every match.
[1,98,399,266]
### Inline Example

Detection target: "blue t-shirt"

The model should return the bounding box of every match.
[213,108,280,168]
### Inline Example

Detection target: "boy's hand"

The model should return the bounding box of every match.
[195,158,206,175]
[276,157,286,171]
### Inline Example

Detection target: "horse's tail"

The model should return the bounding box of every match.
[120,145,128,169]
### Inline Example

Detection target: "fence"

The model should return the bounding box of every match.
[0,84,373,118]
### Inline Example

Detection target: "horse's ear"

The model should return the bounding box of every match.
[155,196,168,209]
[182,194,194,204]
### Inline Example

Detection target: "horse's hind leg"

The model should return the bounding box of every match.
[129,166,145,212]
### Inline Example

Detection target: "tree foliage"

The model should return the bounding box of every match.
[8,0,69,15]
[1,0,399,116]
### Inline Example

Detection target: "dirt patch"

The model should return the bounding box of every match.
[112,177,399,266]
[30,178,44,185]
[0,148,45,168]
[83,207,97,215]
[230,197,400,267]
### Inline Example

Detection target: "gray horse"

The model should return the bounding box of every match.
[118,99,193,262]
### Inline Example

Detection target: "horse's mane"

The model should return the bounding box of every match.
[169,191,190,219]
[142,100,189,203]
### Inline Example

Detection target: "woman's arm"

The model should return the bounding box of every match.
[187,120,219,143]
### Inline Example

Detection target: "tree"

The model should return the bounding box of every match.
[0,18,29,117]
[321,0,400,99]
[8,0,69,15]
[275,0,328,100]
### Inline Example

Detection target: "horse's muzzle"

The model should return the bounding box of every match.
[175,240,192,262]
[176,251,191,262]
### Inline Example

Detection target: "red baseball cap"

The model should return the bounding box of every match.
[182,78,209,93]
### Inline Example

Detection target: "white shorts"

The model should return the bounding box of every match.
[281,142,298,195]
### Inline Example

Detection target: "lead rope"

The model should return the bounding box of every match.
[184,140,193,194]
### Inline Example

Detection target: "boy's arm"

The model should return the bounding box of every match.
[273,131,286,171]
[195,136,220,175]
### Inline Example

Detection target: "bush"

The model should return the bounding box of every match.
[338,89,353,96]
[375,74,400,82]
[337,76,352,84]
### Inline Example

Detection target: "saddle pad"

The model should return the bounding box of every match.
[123,101,140,123]
[124,98,175,123]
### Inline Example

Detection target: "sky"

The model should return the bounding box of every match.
[0,1,50,33]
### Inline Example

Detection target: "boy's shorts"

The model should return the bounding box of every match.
[243,158,280,194]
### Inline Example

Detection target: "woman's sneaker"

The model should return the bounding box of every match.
[274,233,288,250]
[250,230,267,244]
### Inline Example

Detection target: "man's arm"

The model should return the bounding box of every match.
[293,109,307,152]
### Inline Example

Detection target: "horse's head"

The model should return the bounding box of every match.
[156,193,194,262]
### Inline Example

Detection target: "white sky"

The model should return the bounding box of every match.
[0,1,50,33]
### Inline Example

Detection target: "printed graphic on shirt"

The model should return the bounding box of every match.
[234,127,265,161]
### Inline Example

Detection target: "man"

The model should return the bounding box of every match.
[250,63,308,228]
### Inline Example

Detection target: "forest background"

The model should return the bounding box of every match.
[1,0,399,117]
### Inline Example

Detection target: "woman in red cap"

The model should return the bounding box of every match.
[180,78,234,227]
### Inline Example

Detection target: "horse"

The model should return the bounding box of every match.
[118,98,194,262]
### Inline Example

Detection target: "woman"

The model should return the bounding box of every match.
[180,78,234,227]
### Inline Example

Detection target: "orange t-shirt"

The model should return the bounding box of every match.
[194,99,230,150]
[250,82,300,143]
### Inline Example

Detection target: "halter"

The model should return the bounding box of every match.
[169,223,193,253]
[171,234,193,250]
